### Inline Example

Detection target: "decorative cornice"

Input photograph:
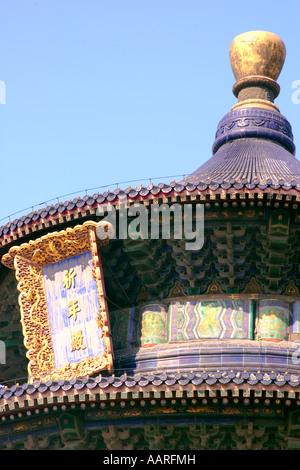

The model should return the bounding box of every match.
[1,369,300,419]
[212,108,295,155]
[1,184,300,249]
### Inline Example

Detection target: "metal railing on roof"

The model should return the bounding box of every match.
[0,174,187,226]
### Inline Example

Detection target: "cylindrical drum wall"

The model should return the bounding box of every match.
[139,303,168,346]
[255,299,290,342]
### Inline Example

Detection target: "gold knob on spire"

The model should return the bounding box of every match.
[229,31,286,112]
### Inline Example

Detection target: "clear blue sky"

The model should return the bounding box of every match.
[0,0,299,224]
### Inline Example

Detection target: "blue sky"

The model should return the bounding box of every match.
[0,0,299,224]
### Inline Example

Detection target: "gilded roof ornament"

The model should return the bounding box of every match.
[229,31,286,112]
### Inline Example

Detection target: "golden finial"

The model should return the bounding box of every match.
[229,31,286,112]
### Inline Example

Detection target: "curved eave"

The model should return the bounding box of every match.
[0,181,300,253]
[0,369,299,418]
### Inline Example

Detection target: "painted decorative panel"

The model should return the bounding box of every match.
[256,299,290,341]
[168,299,253,341]
[140,303,168,346]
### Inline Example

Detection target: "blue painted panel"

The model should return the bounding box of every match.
[168,299,252,341]
[293,301,300,334]
[43,252,105,369]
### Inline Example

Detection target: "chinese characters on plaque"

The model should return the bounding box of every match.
[1,222,114,381]
[42,252,107,368]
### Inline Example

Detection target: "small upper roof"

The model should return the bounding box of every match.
[187,31,300,186]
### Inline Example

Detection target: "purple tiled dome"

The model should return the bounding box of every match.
[187,107,299,186]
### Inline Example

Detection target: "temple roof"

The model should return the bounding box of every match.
[188,136,299,186]
[0,31,299,246]
[1,367,300,450]
[0,30,300,452]
[1,176,299,248]
[187,31,299,186]
[1,369,300,401]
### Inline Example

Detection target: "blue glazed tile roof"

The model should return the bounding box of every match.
[188,138,300,185]
[187,107,299,186]
[1,370,300,400]
[1,176,300,242]
[0,108,299,243]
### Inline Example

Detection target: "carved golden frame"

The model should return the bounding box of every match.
[1,221,114,382]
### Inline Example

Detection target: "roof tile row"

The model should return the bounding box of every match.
[0,370,298,399]
[1,179,300,238]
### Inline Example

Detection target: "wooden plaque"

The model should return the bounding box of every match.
[1,221,114,382]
